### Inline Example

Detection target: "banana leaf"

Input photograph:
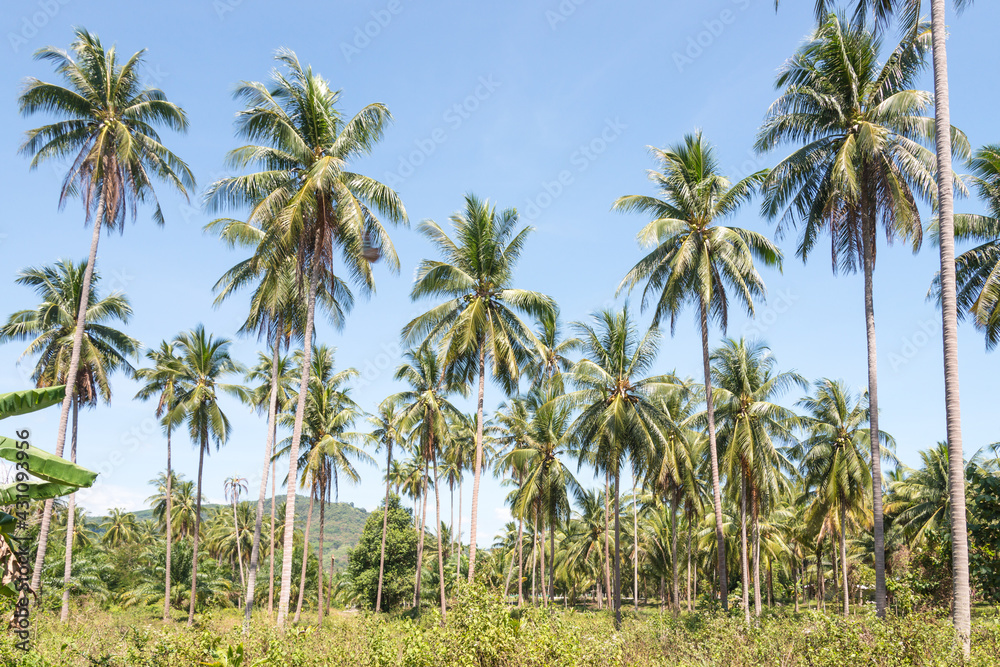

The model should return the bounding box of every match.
[0,436,97,488]
[0,480,80,505]
[0,386,66,421]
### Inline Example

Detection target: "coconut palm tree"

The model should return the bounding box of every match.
[168,326,246,625]
[756,14,966,618]
[710,339,804,619]
[795,378,896,617]
[369,402,403,613]
[17,29,193,591]
[101,509,138,547]
[773,0,974,644]
[526,308,581,391]
[0,259,138,621]
[224,476,250,594]
[403,193,554,581]
[563,307,680,628]
[616,132,780,611]
[387,346,465,619]
[205,49,404,627]
[134,341,185,621]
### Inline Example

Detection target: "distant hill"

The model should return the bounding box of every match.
[95,495,370,568]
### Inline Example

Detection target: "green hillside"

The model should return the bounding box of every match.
[96,495,369,567]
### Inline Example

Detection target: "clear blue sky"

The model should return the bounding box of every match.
[1,0,997,547]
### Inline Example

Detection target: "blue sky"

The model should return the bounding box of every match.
[1,0,998,547]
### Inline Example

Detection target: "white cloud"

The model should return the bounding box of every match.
[75,484,149,515]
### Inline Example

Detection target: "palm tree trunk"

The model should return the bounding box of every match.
[929,0,971,656]
[59,396,79,623]
[701,301,728,611]
[740,475,750,625]
[794,557,799,613]
[233,496,246,593]
[413,462,429,609]
[660,575,665,612]
[517,515,524,606]
[276,251,321,629]
[767,558,773,608]
[455,477,462,584]
[467,345,486,583]
[603,472,612,608]
[752,490,761,619]
[841,504,849,617]
[268,455,276,617]
[860,212,888,621]
[670,498,679,617]
[433,457,447,622]
[375,441,393,613]
[317,482,326,626]
[244,335,281,630]
[632,474,639,612]
[539,505,546,607]
[817,545,824,612]
[686,517,693,612]
[503,539,516,599]
[613,468,622,630]
[549,511,556,603]
[293,491,314,624]
[31,194,106,595]
[188,434,206,626]
[164,427,173,622]
[325,554,334,616]
[530,513,538,605]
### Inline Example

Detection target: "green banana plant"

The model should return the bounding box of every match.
[0,386,98,598]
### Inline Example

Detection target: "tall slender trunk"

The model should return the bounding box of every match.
[467,345,486,582]
[767,559,773,608]
[455,478,462,584]
[817,545,824,612]
[413,462,429,609]
[59,396,79,622]
[539,504,546,607]
[752,490,761,619]
[317,482,326,626]
[670,498,679,617]
[613,468,622,629]
[293,491,315,624]
[603,472,612,608]
[660,575,665,612]
[740,475,750,625]
[276,251,321,628]
[929,0,971,656]
[530,513,538,605]
[503,537,516,599]
[701,301,728,610]
[233,496,245,595]
[517,514,524,606]
[325,554,335,616]
[164,427,173,622]
[375,440,393,613]
[794,556,799,613]
[268,455,276,617]
[433,457,447,622]
[840,504,849,617]
[860,213,888,620]
[244,336,281,631]
[31,196,105,594]
[686,517,693,612]
[188,433,206,626]
[549,510,555,603]
[632,474,639,612]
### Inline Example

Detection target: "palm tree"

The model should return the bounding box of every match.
[369,402,403,613]
[616,132,780,611]
[388,346,465,619]
[224,476,250,595]
[775,0,974,651]
[134,341,185,621]
[563,307,679,628]
[205,49,404,627]
[243,349,297,617]
[168,325,246,625]
[796,379,895,617]
[0,259,137,621]
[710,339,803,619]
[101,509,138,547]
[17,29,193,591]
[756,14,966,618]
[403,193,554,581]
[526,308,581,391]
